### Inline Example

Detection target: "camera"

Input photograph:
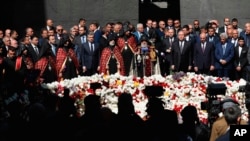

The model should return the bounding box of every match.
[201,83,226,126]
[239,85,246,92]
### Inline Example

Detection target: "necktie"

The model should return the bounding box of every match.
[222,44,226,55]
[234,40,238,47]
[81,36,84,44]
[52,44,56,55]
[34,46,39,55]
[180,41,183,53]
[90,43,94,52]
[170,37,173,46]
[201,43,205,53]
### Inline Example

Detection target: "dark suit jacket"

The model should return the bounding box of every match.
[161,37,177,61]
[240,31,250,47]
[3,56,27,92]
[144,27,151,37]
[144,27,157,40]
[214,42,235,69]
[99,35,109,53]
[27,44,41,63]
[81,41,100,70]
[218,26,226,34]
[55,33,64,46]
[193,41,215,69]
[206,34,220,46]
[73,35,87,65]
[240,30,247,40]
[40,42,57,58]
[171,40,192,71]
[1,45,8,57]
[45,26,56,32]
[94,30,102,44]
[234,45,248,68]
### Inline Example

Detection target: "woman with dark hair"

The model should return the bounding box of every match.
[56,34,80,81]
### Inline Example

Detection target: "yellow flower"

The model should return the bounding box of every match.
[164,91,169,97]
[103,74,110,81]
[134,81,140,88]
[116,80,122,86]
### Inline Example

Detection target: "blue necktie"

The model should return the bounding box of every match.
[52,45,56,55]
[81,36,86,44]
[222,44,226,55]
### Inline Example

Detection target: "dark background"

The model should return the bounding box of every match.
[0,0,46,39]
[139,0,180,24]
[0,0,180,40]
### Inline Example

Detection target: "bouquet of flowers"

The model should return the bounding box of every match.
[41,72,249,123]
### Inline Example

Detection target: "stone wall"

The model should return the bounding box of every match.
[44,0,139,31]
[180,0,250,27]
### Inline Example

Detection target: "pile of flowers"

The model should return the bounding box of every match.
[41,72,249,124]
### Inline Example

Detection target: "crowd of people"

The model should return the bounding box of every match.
[0,17,250,141]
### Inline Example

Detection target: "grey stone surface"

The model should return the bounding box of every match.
[45,0,138,31]
[44,0,250,31]
[180,0,250,28]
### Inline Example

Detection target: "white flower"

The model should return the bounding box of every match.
[41,73,249,123]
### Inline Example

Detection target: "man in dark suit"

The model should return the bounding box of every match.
[214,33,234,79]
[45,19,56,32]
[206,26,220,46]
[144,19,153,38]
[234,37,248,80]
[48,35,57,57]
[193,32,215,75]
[73,26,87,66]
[27,35,41,63]
[173,19,182,37]
[160,28,176,76]
[81,32,100,76]
[89,22,102,44]
[38,28,49,47]
[1,36,11,57]
[3,46,27,96]
[230,29,239,47]
[218,17,230,34]
[240,22,250,47]
[54,25,64,46]
[171,30,192,72]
